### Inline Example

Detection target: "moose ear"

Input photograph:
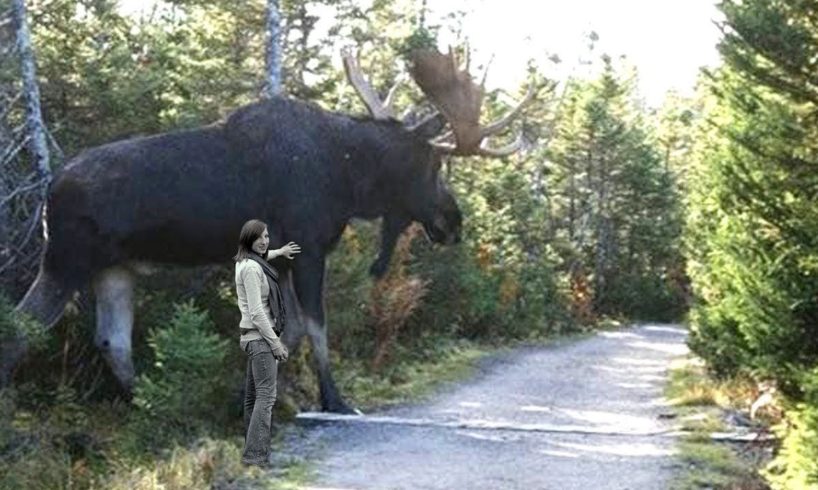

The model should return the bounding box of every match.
[408,112,447,141]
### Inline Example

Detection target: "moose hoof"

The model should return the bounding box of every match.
[323,399,360,415]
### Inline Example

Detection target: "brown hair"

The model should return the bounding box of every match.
[233,219,267,262]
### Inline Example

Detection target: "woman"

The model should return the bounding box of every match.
[233,219,301,467]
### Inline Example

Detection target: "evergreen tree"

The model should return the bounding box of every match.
[686,1,818,486]
[547,56,684,321]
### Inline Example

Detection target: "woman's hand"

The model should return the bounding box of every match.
[278,241,301,260]
[269,338,289,362]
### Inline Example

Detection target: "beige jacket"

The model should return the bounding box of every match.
[235,258,279,352]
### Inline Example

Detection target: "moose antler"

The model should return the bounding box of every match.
[408,47,534,157]
[341,47,402,120]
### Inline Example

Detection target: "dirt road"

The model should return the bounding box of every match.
[282,324,689,490]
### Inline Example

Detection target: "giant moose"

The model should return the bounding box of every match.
[0,48,533,412]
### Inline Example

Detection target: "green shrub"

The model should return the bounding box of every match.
[128,299,230,449]
[0,291,48,351]
[687,308,750,380]
[604,272,686,322]
[764,368,818,490]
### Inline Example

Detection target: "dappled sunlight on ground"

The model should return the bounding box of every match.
[627,340,689,356]
[552,407,657,431]
[598,330,646,340]
[592,364,664,375]
[519,404,553,412]
[616,382,654,389]
[549,439,677,458]
[537,448,582,458]
[642,325,687,335]
[611,356,667,366]
[455,430,511,443]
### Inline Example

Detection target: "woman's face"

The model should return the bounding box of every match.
[251,227,269,254]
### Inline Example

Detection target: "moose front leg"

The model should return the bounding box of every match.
[292,253,357,414]
[370,213,411,278]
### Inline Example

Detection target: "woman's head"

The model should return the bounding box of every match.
[233,219,269,262]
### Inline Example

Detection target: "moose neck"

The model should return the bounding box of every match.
[341,118,416,221]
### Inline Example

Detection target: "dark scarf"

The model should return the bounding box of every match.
[246,250,286,334]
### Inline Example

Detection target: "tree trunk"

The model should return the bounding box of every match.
[264,0,282,98]
[1,0,52,295]
[12,0,50,183]
[0,119,11,267]
[0,81,13,258]
[594,153,611,311]
[568,159,576,241]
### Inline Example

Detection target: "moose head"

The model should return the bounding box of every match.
[342,47,535,277]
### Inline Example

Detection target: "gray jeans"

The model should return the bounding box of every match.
[242,339,278,465]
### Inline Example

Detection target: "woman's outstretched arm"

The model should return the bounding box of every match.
[266,242,301,260]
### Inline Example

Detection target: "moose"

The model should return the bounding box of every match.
[0,48,532,413]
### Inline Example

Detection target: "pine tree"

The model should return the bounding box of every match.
[546,56,684,320]
[686,1,818,485]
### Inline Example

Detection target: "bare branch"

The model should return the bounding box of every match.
[1,132,31,168]
[4,199,45,264]
[0,176,46,206]
[45,126,64,162]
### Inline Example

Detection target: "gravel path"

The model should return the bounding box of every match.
[280,324,689,490]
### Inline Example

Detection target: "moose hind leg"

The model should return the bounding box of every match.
[304,316,358,414]
[292,255,356,414]
[92,266,135,393]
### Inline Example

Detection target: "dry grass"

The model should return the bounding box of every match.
[369,224,431,371]
[99,437,311,490]
[665,357,759,410]
[665,356,773,490]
